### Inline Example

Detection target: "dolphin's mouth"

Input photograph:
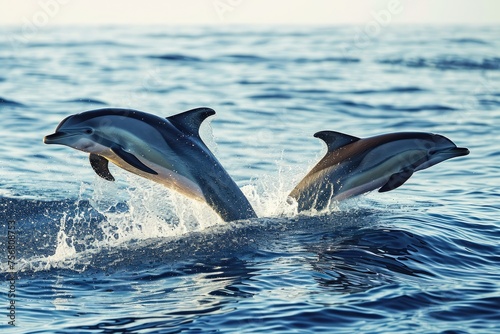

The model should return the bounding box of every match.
[438,147,470,158]
[43,132,77,144]
[415,146,469,172]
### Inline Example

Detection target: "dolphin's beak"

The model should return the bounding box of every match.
[439,147,470,158]
[43,132,71,144]
[416,146,470,172]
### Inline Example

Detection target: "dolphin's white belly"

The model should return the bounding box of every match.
[105,151,207,203]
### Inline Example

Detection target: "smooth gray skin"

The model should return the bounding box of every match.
[289,131,470,212]
[44,107,257,222]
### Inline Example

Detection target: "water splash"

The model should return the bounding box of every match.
[42,212,78,269]
[19,155,348,273]
[23,172,230,271]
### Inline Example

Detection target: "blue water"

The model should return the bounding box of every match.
[1,25,499,333]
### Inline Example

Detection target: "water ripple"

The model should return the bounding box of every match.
[379,57,500,71]
[0,96,25,107]
[62,98,108,105]
[0,25,499,334]
[146,53,202,61]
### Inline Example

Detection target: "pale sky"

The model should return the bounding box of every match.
[1,0,499,26]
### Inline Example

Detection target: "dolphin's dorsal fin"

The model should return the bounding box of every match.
[89,154,115,181]
[379,168,414,192]
[314,131,360,152]
[167,107,215,137]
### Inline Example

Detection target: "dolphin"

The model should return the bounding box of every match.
[289,131,469,212]
[43,107,257,222]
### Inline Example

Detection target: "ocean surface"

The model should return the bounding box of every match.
[0,25,499,333]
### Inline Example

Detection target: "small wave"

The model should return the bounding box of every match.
[294,88,332,94]
[388,120,439,129]
[249,93,293,100]
[26,73,70,81]
[479,99,500,107]
[147,54,202,62]
[63,98,108,105]
[295,57,361,63]
[238,80,268,85]
[217,55,360,64]
[346,86,426,95]
[0,96,25,107]
[28,41,129,48]
[379,57,500,71]
[446,38,488,45]
[379,104,457,112]
[219,54,268,62]
[328,99,375,109]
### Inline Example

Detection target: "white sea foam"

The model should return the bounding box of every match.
[23,155,340,272]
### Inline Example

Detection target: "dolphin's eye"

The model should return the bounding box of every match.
[84,128,94,135]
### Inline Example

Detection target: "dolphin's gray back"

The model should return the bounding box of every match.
[158,125,256,221]
[160,109,257,221]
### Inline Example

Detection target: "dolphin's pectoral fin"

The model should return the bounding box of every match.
[111,146,158,175]
[314,131,360,152]
[167,107,215,138]
[379,169,414,193]
[89,154,115,181]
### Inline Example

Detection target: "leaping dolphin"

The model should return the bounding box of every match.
[43,107,257,222]
[289,131,469,212]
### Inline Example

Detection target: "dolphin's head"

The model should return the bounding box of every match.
[43,112,114,153]
[415,133,469,171]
